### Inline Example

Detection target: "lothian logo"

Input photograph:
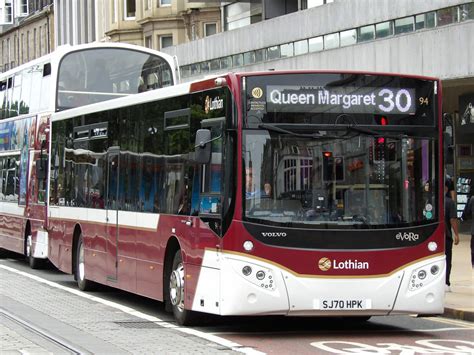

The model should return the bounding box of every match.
[318,257,332,271]
[318,257,369,271]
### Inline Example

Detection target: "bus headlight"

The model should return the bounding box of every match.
[242,266,252,276]
[430,265,439,275]
[228,257,276,291]
[409,260,443,291]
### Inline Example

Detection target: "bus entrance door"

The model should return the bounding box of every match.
[105,148,120,283]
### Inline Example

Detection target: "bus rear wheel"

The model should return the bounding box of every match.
[75,234,96,291]
[169,250,199,326]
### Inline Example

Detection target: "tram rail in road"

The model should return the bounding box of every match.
[1,308,86,354]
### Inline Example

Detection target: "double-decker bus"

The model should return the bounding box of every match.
[0,42,178,267]
[46,70,443,325]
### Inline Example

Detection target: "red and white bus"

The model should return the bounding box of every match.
[15,69,446,325]
[0,42,178,267]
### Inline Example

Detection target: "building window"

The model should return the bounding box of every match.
[460,3,474,21]
[18,0,28,15]
[340,29,356,46]
[243,51,255,65]
[204,23,217,37]
[358,25,375,42]
[232,53,243,67]
[220,56,232,69]
[124,0,136,19]
[200,61,209,73]
[255,48,266,62]
[160,35,173,49]
[324,32,339,50]
[266,45,280,60]
[437,7,458,26]
[280,43,294,58]
[308,36,323,52]
[160,0,171,6]
[375,21,393,39]
[1,0,13,24]
[394,16,414,35]
[294,39,308,55]
[210,58,220,71]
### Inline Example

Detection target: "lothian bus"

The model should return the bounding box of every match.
[46,70,443,325]
[0,42,178,267]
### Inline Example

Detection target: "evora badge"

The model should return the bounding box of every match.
[318,257,332,271]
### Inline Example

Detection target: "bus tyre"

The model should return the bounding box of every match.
[75,234,96,291]
[0,248,9,258]
[26,234,44,269]
[169,250,199,326]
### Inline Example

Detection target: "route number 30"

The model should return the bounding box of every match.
[378,88,413,113]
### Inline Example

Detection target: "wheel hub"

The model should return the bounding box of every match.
[169,263,185,311]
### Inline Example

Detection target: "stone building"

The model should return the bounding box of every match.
[101,0,221,50]
[0,1,54,72]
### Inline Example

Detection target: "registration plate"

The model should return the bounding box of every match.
[315,299,372,310]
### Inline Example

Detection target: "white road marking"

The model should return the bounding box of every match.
[210,327,472,336]
[426,316,474,328]
[0,264,265,355]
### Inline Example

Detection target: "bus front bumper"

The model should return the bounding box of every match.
[192,251,445,317]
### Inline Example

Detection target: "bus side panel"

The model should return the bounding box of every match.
[47,207,78,274]
[116,211,137,294]
[0,206,26,254]
[135,213,163,300]
[83,211,108,286]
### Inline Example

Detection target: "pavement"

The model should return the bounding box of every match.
[443,231,474,322]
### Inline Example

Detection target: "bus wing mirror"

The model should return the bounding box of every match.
[194,129,211,164]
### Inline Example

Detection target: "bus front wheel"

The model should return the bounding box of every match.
[169,250,199,326]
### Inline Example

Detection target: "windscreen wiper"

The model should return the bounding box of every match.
[341,124,408,140]
[259,123,408,140]
[258,123,340,139]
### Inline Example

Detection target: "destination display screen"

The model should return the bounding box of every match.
[245,73,437,127]
[266,86,416,115]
